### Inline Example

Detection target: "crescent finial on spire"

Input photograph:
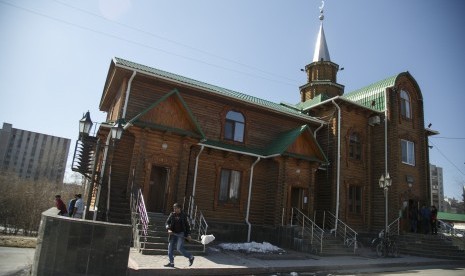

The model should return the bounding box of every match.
[319,1,325,21]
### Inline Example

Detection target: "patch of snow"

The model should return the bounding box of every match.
[217,241,284,253]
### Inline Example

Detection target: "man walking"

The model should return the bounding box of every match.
[164,203,194,268]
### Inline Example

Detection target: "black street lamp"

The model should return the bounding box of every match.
[73,111,125,221]
[79,111,93,138]
[379,173,392,237]
[111,119,124,141]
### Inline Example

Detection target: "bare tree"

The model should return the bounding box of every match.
[0,172,84,236]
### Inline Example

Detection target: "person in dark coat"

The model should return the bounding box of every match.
[164,203,194,268]
[420,205,431,234]
[68,194,77,217]
[409,206,418,233]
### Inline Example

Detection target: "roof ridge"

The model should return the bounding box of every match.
[114,57,316,121]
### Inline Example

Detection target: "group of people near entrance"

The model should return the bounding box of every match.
[409,204,438,235]
[54,194,84,218]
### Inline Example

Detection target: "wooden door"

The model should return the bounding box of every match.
[147,166,169,213]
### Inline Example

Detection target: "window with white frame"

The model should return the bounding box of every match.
[401,139,415,165]
[219,169,241,203]
[400,90,411,119]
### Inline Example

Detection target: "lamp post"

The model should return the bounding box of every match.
[379,173,392,236]
[79,111,93,138]
[77,112,124,221]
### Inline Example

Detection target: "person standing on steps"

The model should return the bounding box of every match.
[164,203,195,268]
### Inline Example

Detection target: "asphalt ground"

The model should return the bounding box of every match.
[1,245,463,276]
[127,246,465,276]
[0,247,34,276]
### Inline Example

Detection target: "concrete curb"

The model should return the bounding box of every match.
[127,258,464,275]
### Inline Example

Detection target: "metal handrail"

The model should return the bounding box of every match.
[438,219,465,250]
[387,217,400,235]
[130,187,149,251]
[323,211,359,253]
[185,196,209,251]
[291,208,325,254]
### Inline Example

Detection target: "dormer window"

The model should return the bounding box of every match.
[224,110,244,142]
[400,90,411,119]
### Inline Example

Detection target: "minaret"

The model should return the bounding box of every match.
[300,1,344,103]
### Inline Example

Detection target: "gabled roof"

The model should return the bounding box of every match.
[295,73,403,112]
[126,89,206,139]
[113,57,325,125]
[200,125,327,163]
[267,125,328,163]
[296,94,330,110]
[342,74,398,111]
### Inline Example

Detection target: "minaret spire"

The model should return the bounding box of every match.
[312,1,331,62]
[299,1,344,103]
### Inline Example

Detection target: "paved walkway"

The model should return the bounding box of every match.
[127,246,465,275]
[0,247,34,276]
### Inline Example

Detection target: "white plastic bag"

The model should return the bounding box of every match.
[201,234,215,245]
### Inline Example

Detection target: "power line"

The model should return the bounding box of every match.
[53,0,301,84]
[0,0,300,88]
[430,137,465,140]
[429,140,465,177]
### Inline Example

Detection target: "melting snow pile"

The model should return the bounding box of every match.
[218,241,284,253]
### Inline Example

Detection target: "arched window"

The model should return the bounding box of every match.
[349,132,361,160]
[224,110,245,142]
[400,90,411,119]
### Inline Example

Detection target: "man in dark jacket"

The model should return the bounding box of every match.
[164,203,194,267]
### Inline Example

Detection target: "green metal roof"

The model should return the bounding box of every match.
[342,74,399,111]
[296,94,330,110]
[201,125,327,163]
[114,57,323,124]
[438,212,465,222]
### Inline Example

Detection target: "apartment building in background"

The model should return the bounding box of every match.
[430,164,444,211]
[0,122,71,183]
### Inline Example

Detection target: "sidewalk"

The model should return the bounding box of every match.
[127,246,465,275]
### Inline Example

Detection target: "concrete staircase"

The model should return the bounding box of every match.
[108,187,131,224]
[137,212,205,255]
[396,233,465,260]
[320,234,358,256]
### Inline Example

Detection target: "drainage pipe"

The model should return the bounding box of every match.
[331,99,341,234]
[122,71,136,119]
[246,157,261,242]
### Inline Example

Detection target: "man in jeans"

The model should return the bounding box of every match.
[73,194,84,219]
[164,203,195,268]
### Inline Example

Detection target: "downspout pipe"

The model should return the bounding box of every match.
[331,99,341,234]
[191,145,205,198]
[189,145,205,218]
[384,89,389,232]
[246,157,261,242]
[314,121,325,138]
[93,133,112,221]
[122,71,136,119]
[384,90,388,184]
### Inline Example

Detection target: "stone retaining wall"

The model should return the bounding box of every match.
[32,208,131,275]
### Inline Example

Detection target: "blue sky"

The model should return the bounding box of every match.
[1,0,464,199]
